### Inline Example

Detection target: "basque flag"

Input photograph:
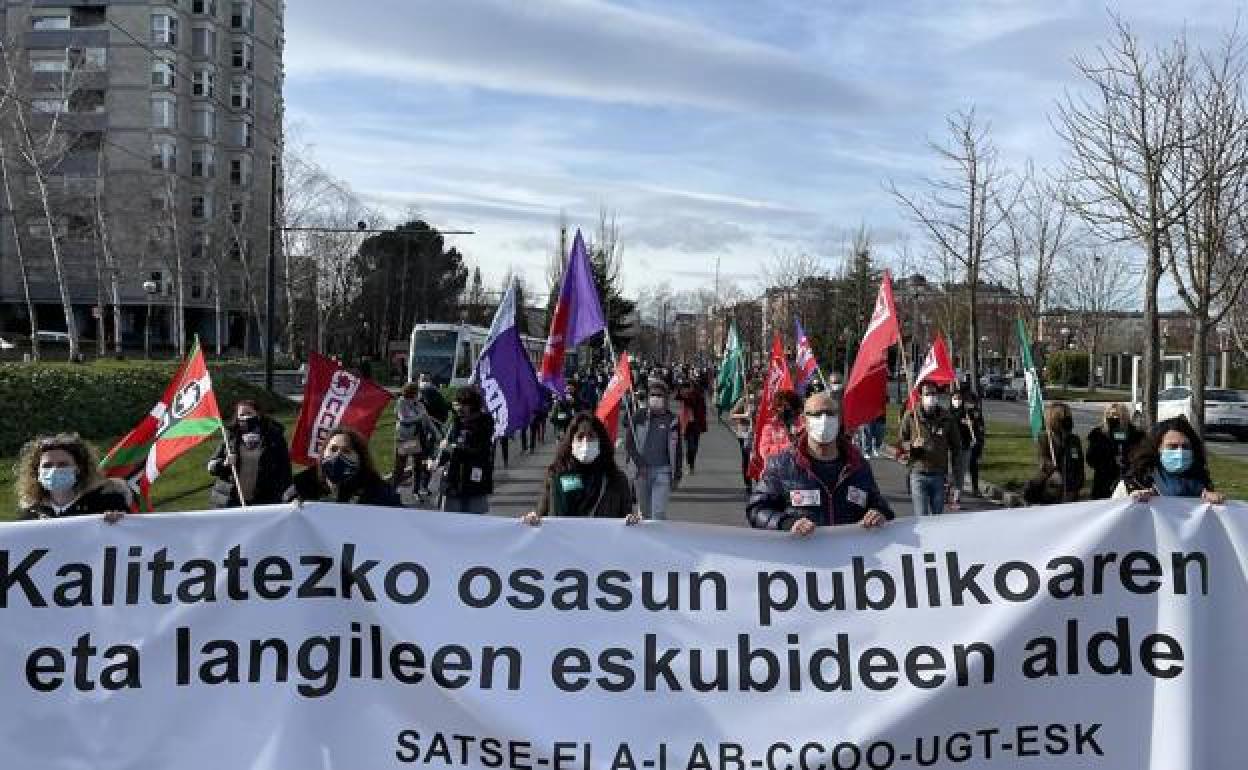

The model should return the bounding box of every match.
[794,318,820,388]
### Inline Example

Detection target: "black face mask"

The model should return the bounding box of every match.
[237,416,258,432]
[1105,417,1121,434]
[1060,416,1073,432]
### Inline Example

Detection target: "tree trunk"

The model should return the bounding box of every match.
[94,247,106,356]
[1190,318,1208,439]
[0,135,39,361]
[214,270,223,357]
[163,176,186,356]
[1141,217,1163,426]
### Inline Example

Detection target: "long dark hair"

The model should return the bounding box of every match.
[549,412,620,477]
[320,426,384,487]
[1130,416,1210,482]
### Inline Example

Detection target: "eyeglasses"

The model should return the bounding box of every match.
[804,410,839,418]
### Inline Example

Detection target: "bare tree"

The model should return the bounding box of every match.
[997,164,1076,338]
[1054,247,1139,392]
[890,108,1015,392]
[1161,27,1248,434]
[92,149,123,356]
[1054,15,1195,425]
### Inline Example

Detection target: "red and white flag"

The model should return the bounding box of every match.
[904,333,957,411]
[748,333,794,480]
[594,352,634,443]
[290,352,394,466]
[842,270,902,431]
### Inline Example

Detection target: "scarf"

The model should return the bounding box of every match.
[1152,466,1206,498]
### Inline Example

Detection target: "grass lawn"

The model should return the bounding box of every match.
[1,401,409,522]
[883,406,1248,500]
[1044,388,1131,403]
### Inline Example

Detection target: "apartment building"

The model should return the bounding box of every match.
[0,0,284,352]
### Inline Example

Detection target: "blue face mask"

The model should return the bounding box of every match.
[1160,448,1193,474]
[39,466,78,494]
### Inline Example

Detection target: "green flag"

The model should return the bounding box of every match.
[1017,319,1045,440]
[716,321,745,411]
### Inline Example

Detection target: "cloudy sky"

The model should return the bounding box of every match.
[283,0,1235,299]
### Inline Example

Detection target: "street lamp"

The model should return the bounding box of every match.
[142,279,159,359]
[1059,327,1073,389]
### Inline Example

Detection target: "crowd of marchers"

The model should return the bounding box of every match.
[11,362,1226,529]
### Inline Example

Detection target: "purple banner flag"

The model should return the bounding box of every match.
[539,229,607,392]
[473,279,545,439]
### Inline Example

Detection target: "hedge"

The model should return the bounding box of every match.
[0,362,294,456]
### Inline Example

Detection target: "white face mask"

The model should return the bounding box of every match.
[571,439,600,464]
[648,396,666,411]
[806,415,840,444]
[921,395,937,410]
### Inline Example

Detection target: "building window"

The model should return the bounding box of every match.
[231,119,253,148]
[151,59,176,89]
[192,0,218,16]
[229,238,242,262]
[193,68,215,97]
[191,145,216,178]
[192,107,215,139]
[229,77,252,110]
[231,40,253,70]
[69,90,105,113]
[152,140,177,172]
[31,96,68,114]
[192,26,217,58]
[229,156,251,187]
[68,47,107,71]
[151,195,167,213]
[151,96,177,129]
[191,272,204,300]
[32,14,70,31]
[230,201,245,225]
[191,195,213,220]
[29,52,67,73]
[152,14,178,46]
[230,1,254,32]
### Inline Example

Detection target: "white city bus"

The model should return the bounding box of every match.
[407,323,551,387]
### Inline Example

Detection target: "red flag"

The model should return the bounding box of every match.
[748,334,794,480]
[594,352,633,443]
[842,270,902,431]
[290,352,395,466]
[904,333,957,411]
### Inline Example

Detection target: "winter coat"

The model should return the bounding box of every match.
[19,478,133,520]
[675,388,708,436]
[1085,425,1146,499]
[536,464,633,518]
[206,416,292,507]
[284,467,402,507]
[624,407,684,481]
[899,407,962,474]
[746,440,894,529]
[438,411,496,497]
[1024,431,1086,504]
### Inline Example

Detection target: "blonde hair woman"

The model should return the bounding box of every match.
[16,433,131,521]
[1023,402,1086,505]
[1085,403,1146,499]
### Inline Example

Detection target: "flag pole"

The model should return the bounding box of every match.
[198,334,248,508]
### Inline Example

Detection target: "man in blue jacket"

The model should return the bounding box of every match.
[747,391,892,534]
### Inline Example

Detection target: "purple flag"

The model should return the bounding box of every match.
[539,229,607,392]
[473,280,545,439]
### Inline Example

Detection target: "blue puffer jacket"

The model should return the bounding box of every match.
[746,438,894,530]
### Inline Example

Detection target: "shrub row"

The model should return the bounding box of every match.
[0,362,293,456]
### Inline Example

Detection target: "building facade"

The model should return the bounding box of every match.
[0,0,284,353]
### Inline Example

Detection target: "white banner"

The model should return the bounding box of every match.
[1,499,1246,769]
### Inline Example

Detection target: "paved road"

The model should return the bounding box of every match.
[982,398,1248,460]
[427,418,998,523]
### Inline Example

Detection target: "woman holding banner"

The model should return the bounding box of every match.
[285,427,401,507]
[1119,417,1225,503]
[16,433,132,521]
[522,413,640,524]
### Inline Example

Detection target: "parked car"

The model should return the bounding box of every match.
[981,375,1009,399]
[0,335,15,350]
[1133,387,1248,441]
[34,330,70,344]
[1003,377,1025,402]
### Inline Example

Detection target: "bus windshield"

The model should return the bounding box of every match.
[410,329,457,384]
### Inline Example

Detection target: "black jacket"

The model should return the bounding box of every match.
[1085,425,1146,499]
[537,465,633,518]
[207,417,292,507]
[19,479,133,520]
[285,467,402,507]
[438,411,495,497]
[1024,431,1086,504]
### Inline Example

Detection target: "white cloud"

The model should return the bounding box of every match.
[285,0,869,117]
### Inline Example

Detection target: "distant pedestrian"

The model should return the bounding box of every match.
[960,391,986,496]
[899,383,961,516]
[729,391,757,495]
[393,382,437,498]
[1085,403,1146,499]
[757,389,803,464]
[1023,402,1085,505]
[432,386,496,513]
[625,379,683,520]
[207,400,292,507]
[675,380,708,474]
[550,383,579,442]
